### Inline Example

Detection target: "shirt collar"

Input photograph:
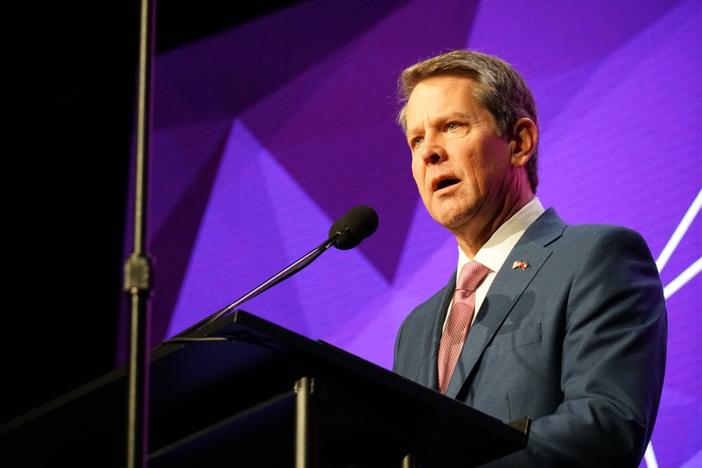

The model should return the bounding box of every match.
[458,197,545,274]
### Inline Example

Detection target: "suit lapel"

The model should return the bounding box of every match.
[446,209,565,398]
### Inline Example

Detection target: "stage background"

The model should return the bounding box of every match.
[122,1,701,466]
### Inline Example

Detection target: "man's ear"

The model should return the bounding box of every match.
[509,118,538,168]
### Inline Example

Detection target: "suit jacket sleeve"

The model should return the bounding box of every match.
[483,227,667,467]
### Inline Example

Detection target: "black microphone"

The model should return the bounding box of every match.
[166,205,379,342]
[328,205,379,250]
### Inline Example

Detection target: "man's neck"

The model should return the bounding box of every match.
[453,193,534,258]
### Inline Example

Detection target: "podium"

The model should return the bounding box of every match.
[1,311,528,467]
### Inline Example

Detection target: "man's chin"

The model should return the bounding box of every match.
[428,204,482,232]
[432,212,471,231]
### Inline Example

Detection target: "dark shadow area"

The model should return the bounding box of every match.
[156,0,304,52]
[4,1,303,423]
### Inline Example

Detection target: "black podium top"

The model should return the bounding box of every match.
[1,311,527,467]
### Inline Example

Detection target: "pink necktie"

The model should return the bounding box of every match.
[437,261,491,394]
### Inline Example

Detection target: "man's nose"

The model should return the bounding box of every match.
[418,136,447,165]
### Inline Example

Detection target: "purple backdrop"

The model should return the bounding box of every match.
[126,1,702,466]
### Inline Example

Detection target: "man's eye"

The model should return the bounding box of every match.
[446,122,463,131]
[411,136,424,147]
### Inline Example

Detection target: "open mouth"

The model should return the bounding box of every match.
[435,178,460,191]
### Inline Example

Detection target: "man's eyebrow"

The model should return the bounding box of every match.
[405,111,477,135]
[443,111,476,121]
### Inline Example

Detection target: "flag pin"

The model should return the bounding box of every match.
[512,260,529,270]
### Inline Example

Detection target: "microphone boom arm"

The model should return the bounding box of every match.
[164,232,341,343]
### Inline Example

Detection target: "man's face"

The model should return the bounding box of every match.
[405,75,516,233]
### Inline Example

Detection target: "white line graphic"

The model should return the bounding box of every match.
[656,188,702,273]
[664,257,702,300]
[645,189,701,468]
[644,442,659,468]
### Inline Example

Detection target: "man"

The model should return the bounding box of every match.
[393,50,667,467]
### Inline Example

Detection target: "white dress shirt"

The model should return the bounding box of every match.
[444,197,545,330]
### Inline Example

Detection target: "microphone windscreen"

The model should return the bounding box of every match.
[328,205,379,250]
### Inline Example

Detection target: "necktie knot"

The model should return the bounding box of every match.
[457,261,491,293]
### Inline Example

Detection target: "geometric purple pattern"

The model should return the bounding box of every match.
[126,1,702,465]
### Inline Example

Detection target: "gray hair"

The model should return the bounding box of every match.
[397,50,539,192]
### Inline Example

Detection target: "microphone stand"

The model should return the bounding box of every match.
[164,233,339,344]
[122,0,155,466]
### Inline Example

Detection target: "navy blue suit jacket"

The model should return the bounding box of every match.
[393,209,667,467]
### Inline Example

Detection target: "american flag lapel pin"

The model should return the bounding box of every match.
[512,260,529,270]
